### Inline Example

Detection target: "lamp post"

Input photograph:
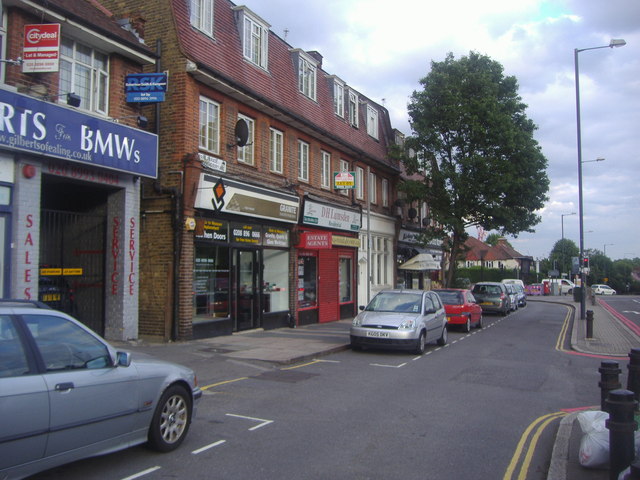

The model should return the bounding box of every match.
[604,243,614,257]
[561,212,576,276]
[574,38,626,320]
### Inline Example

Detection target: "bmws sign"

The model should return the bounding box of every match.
[0,88,158,178]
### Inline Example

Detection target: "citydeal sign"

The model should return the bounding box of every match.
[0,88,158,178]
[23,24,60,73]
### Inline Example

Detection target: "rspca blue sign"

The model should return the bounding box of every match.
[125,73,167,103]
[0,88,158,178]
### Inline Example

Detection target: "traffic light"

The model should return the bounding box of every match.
[582,257,589,270]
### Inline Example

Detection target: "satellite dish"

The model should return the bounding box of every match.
[235,119,249,147]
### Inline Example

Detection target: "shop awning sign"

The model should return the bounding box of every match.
[0,89,158,178]
[195,174,300,224]
[302,199,361,232]
[22,24,60,73]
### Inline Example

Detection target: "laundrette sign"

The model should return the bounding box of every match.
[0,88,158,178]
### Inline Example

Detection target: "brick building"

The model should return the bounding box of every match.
[0,0,158,340]
[102,0,401,339]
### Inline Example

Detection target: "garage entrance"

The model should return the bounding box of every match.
[39,175,114,335]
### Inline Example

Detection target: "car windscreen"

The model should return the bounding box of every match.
[365,293,422,313]
[435,291,463,305]
[473,285,502,295]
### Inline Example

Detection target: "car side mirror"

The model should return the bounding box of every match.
[359,305,365,311]
[116,351,132,367]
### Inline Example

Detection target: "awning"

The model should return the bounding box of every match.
[398,253,440,271]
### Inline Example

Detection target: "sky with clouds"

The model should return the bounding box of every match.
[246,0,640,262]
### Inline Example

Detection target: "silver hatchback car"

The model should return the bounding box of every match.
[350,289,447,354]
[0,301,202,480]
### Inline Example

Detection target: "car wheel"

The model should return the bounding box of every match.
[437,326,447,346]
[414,331,426,355]
[476,314,483,329]
[351,342,362,351]
[148,384,192,453]
[463,317,471,333]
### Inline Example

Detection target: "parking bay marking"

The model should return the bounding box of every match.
[120,466,161,480]
[226,413,274,430]
[192,440,226,455]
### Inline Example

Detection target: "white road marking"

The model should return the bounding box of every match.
[370,362,408,368]
[226,413,274,430]
[120,466,161,480]
[192,440,226,454]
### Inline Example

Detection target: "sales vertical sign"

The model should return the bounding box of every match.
[23,24,61,73]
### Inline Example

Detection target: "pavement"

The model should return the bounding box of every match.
[114,293,640,480]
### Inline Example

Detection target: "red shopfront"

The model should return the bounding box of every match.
[295,196,361,325]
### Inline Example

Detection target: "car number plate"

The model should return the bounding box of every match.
[366,330,389,338]
[481,301,492,305]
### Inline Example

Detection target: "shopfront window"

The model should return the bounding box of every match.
[263,250,288,312]
[194,244,229,321]
[297,255,317,308]
[339,257,352,302]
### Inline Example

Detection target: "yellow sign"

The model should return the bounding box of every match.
[332,235,360,247]
[63,268,83,276]
[40,268,62,276]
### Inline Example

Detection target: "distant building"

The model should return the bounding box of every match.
[460,236,533,276]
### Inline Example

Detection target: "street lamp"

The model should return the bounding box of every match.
[574,38,626,320]
[604,243,614,257]
[561,212,576,275]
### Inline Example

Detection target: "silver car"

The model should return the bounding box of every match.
[0,301,202,480]
[350,290,447,354]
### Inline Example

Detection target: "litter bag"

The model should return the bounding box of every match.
[578,410,610,468]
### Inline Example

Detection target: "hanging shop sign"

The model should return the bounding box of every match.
[194,174,300,224]
[22,24,60,73]
[0,89,158,178]
[302,199,361,232]
[125,73,168,103]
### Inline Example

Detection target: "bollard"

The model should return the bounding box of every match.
[605,389,638,480]
[599,361,622,412]
[586,310,594,338]
[627,348,640,405]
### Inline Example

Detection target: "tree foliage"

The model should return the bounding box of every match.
[402,52,549,286]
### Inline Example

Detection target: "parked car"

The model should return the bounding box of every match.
[513,284,527,307]
[350,289,447,354]
[471,282,511,315]
[501,278,525,289]
[433,288,483,332]
[0,300,202,480]
[592,284,617,295]
[504,283,519,311]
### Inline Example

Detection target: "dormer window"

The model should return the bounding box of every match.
[234,7,270,70]
[348,91,359,127]
[332,78,345,117]
[297,52,317,101]
[190,0,214,37]
[366,104,379,139]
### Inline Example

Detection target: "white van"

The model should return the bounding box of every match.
[542,278,575,295]
[501,279,525,289]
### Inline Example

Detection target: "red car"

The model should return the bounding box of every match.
[433,289,483,333]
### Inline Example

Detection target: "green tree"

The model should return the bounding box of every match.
[549,238,579,278]
[485,233,509,247]
[401,52,549,286]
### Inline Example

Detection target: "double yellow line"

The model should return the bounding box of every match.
[504,411,568,479]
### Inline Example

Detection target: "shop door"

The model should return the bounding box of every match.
[233,249,259,331]
[39,209,105,334]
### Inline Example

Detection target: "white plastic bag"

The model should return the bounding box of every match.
[578,410,610,468]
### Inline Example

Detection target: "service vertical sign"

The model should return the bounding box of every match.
[23,24,61,73]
